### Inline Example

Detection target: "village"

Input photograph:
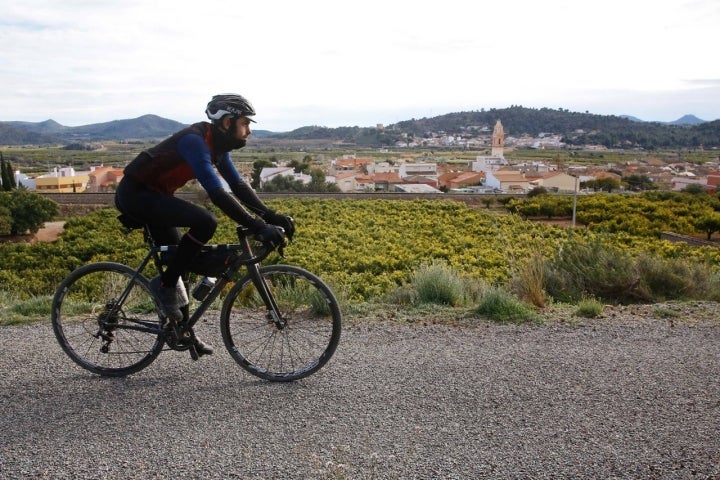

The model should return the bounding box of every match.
[9,120,720,195]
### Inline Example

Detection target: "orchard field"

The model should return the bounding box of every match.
[1,197,719,305]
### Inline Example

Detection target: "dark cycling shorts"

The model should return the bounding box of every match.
[115,176,217,247]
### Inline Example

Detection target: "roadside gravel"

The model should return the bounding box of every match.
[0,302,718,479]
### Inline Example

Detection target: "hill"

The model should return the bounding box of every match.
[2,107,719,149]
[61,114,187,140]
[274,106,720,150]
[0,122,61,144]
[5,119,68,135]
[0,115,186,145]
[668,114,706,125]
[0,115,283,145]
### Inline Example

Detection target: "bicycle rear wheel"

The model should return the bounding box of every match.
[52,262,164,377]
[220,265,341,382]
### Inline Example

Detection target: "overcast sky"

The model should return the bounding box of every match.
[2,0,719,132]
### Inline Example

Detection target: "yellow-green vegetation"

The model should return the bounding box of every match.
[574,297,605,318]
[503,148,719,166]
[507,191,720,239]
[1,197,720,326]
[409,260,476,307]
[475,287,542,324]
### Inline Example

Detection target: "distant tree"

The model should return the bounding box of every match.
[584,178,621,193]
[527,186,548,197]
[1,153,16,191]
[694,213,720,240]
[623,174,657,191]
[8,158,17,189]
[598,178,621,193]
[307,168,340,193]
[250,159,275,189]
[681,183,706,195]
[261,174,304,192]
[0,154,5,189]
[288,157,311,174]
[0,190,58,235]
[260,169,340,193]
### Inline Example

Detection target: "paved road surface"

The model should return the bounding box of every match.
[1,316,718,479]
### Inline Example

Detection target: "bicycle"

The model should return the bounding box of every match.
[51,216,342,382]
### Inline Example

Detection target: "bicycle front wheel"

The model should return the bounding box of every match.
[220,265,341,382]
[51,262,164,377]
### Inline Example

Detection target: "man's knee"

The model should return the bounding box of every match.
[195,211,218,242]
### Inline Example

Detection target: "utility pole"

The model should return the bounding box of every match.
[572,174,578,228]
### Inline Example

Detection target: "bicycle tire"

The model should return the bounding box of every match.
[220,265,341,382]
[51,262,164,377]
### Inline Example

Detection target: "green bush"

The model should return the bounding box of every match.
[636,254,718,301]
[384,284,418,305]
[574,297,604,318]
[543,237,646,303]
[542,236,720,304]
[0,190,58,235]
[475,288,541,324]
[0,292,51,325]
[411,260,468,306]
[509,251,547,307]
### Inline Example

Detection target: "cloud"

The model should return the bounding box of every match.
[1,0,718,130]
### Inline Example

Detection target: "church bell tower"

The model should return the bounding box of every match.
[491,119,505,158]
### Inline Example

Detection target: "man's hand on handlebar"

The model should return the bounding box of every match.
[253,224,286,250]
[263,211,295,241]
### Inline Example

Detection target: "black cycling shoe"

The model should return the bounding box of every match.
[149,276,183,324]
[194,337,214,356]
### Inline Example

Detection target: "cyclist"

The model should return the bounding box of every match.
[115,93,294,355]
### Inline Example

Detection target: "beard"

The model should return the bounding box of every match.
[229,138,247,149]
[212,124,247,152]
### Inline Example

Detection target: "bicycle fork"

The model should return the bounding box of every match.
[246,263,286,329]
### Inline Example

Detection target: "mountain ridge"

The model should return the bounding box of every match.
[1,108,718,149]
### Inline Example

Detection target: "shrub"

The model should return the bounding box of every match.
[509,250,547,307]
[541,236,720,304]
[574,297,604,318]
[0,190,58,235]
[411,260,467,306]
[475,288,541,323]
[543,237,647,303]
[635,254,717,301]
[653,307,681,319]
[0,292,51,325]
[384,284,418,305]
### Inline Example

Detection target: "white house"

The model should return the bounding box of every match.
[259,167,312,187]
[484,169,533,193]
[14,170,35,189]
[471,155,508,174]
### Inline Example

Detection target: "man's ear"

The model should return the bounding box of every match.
[220,117,232,130]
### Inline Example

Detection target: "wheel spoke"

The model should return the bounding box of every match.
[52,262,164,377]
[220,265,341,381]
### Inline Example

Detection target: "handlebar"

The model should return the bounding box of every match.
[234,225,287,265]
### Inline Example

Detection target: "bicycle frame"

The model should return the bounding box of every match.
[105,226,283,344]
[178,234,285,334]
[53,220,341,380]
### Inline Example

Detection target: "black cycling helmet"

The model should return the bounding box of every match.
[205,94,256,123]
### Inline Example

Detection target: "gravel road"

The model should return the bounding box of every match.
[1,305,719,479]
